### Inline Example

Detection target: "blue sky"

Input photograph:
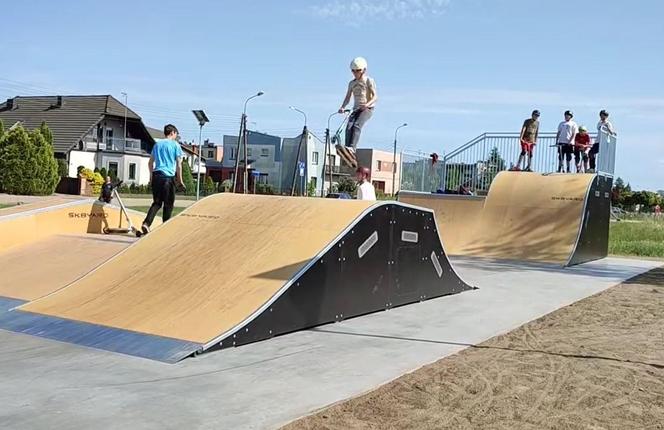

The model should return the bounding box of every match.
[2,0,662,189]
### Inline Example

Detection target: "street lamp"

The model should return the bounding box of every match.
[121,92,128,145]
[192,109,210,200]
[320,110,349,197]
[392,123,408,196]
[289,106,308,196]
[233,91,264,193]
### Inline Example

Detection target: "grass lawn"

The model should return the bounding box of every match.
[609,218,664,258]
[127,206,186,217]
[0,203,16,209]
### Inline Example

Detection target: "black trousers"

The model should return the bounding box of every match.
[345,108,373,150]
[143,171,176,226]
[589,142,600,170]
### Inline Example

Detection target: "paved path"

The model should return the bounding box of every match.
[0,257,659,430]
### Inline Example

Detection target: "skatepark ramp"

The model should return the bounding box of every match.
[399,171,612,266]
[0,194,471,363]
[0,199,147,304]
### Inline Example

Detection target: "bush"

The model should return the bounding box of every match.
[57,159,69,177]
[99,167,107,179]
[0,123,60,195]
[307,179,317,197]
[79,168,104,195]
[336,177,357,195]
[181,161,195,196]
[256,183,275,195]
[204,176,216,195]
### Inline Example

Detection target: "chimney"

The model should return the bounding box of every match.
[5,98,14,110]
[56,96,63,108]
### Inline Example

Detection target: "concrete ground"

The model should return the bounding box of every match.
[0,257,659,430]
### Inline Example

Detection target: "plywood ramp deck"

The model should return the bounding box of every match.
[400,172,595,264]
[0,234,134,301]
[22,194,375,344]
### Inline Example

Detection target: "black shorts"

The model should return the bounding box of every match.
[558,144,573,155]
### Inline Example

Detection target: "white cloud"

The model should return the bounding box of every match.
[308,0,451,24]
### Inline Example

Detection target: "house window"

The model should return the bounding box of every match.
[312,152,319,165]
[208,150,214,158]
[108,162,119,179]
[247,148,253,157]
[229,148,236,160]
[376,160,381,171]
[105,128,114,148]
[261,148,269,157]
[128,163,136,180]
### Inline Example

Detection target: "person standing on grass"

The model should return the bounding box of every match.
[355,166,376,201]
[556,110,578,173]
[589,110,617,173]
[141,124,185,235]
[513,109,540,171]
[339,57,378,152]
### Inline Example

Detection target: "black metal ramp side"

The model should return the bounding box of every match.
[211,202,473,350]
[567,174,613,266]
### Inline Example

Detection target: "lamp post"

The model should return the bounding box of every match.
[392,123,408,196]
[233,91,264,193]
[121,92,128,147]
[192,110,210,200]
[289,106,307,196]
[321,110,349,197]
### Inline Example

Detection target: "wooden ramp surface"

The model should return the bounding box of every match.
[21,194,375,344]
[0,234,134,301]
[0,197,78,217]
[400,172,594,264]
[0,199,149,252]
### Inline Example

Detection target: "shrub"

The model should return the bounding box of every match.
[181,161,195,195]
[57,159,69,177]
[0,123,59,195]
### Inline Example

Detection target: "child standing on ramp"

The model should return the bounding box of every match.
[556,110,578,173]
[141,124,185,236]
[336,57,377,168]
[512,109,540,171]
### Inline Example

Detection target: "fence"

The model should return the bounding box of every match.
[400,131,615,195]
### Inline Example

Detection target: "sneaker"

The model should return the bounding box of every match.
[509,166,521,171]
[524,167,532,172]
[141,224,150,235]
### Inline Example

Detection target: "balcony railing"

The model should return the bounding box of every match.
[82,137,143,153]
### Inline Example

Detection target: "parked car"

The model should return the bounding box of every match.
[325,192,352,199]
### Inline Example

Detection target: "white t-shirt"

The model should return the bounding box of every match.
[356,181,376,201]
[348,76,376,109]
[557,120,578,144]
[597,120,616,137]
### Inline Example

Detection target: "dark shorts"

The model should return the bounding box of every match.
[558,143,574,155]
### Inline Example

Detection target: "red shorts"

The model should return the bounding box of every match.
[520,140,535,154]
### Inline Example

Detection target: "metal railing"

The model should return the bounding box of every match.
[82,137,143,153]
[400,131,615,194]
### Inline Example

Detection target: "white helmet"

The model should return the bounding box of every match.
[350,57,368,70]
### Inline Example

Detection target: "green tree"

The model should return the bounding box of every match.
[204,176,215,195]
[483,146,506,186]
[99,167,108,179]
[57,159,69,177]
[307,179,317,197]
[336,177,357,194]
[181,160,195,195]
[0,124,59,195]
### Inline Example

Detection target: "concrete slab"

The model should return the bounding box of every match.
[0,257,660,430]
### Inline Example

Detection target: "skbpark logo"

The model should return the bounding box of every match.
[68,212,108,219]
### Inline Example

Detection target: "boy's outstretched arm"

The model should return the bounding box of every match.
[339,86,352,113]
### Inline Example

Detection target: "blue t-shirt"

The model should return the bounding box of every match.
[151,138,183,177]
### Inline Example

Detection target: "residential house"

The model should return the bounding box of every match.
[219,131,283,193]
[0,95,155,185]
[356,148,402,195]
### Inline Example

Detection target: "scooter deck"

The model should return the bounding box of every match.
[335,144,358,169]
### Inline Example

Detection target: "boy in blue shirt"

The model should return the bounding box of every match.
[141,124,185,235]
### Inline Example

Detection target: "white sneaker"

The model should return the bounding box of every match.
[141,224,150,235]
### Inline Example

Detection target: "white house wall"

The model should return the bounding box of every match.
[68,151,96,177]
